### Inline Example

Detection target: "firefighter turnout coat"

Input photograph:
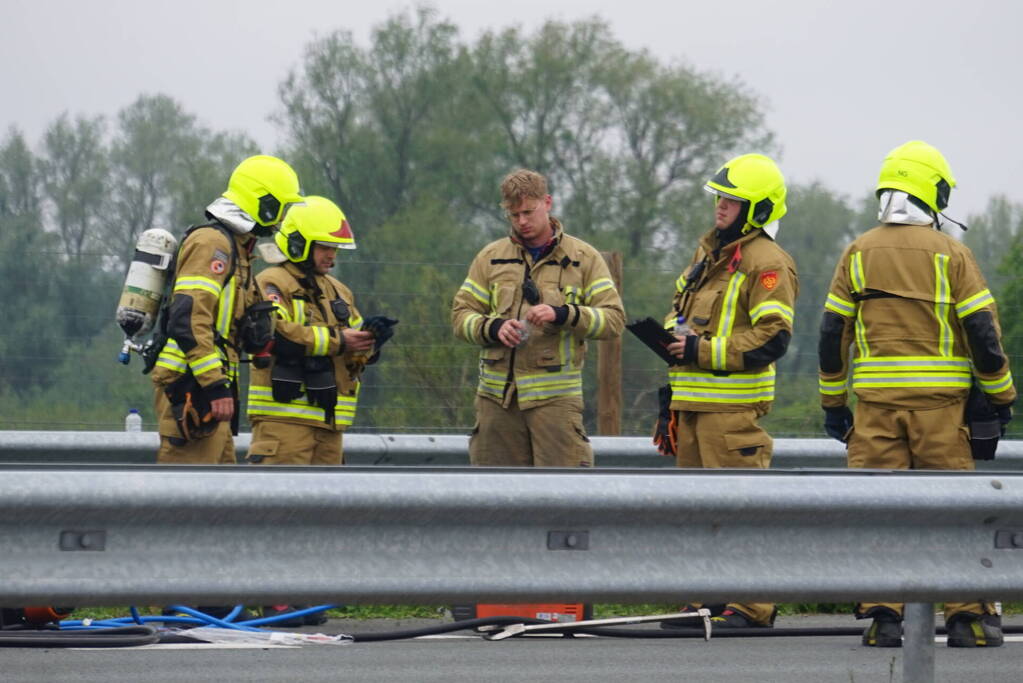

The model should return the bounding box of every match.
[452,219,625,408]
[665,228,798,413]
[151,223,259,438]
[819,223,1015,411]
[247,262,366,430]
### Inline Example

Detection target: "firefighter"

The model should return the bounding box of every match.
[660,154,798,630]
[151,155,304,465]
[818,140,1015,648]
[246,195,387,466]
[451,168,625,467]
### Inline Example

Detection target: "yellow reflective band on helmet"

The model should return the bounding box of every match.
[977,371,1013,395]
[585,307,606,338]
[819,377,848,396]
[750,301,794,325]
[460,278,490,306]
[933,254,954,357]
[956,289,994,318]
[711,337,728,371]
[583,278,614,302]
[715,271,746,337]
[174,276,222,297]
[516,369,583,402]
[476,364,506,399]
[311,325,330,356]
[851,355,971,389]
[189,352,223,378]
[825,293,856,318]
[669,367,775,404]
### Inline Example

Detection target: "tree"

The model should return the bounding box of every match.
[39,113,108,264]
[104,94,198,268]
[0,129,62,393]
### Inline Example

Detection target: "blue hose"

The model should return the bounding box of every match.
[59,604,338,632]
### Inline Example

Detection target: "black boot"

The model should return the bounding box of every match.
[860,607,903,647]
[946,612,1004,648]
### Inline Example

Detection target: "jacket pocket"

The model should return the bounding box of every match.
[687,288,721,328]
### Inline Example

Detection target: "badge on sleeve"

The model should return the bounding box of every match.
[210,249,229,275]
[760,271,779,291]
[265,284,284,304]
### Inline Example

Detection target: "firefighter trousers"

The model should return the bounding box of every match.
[248,419,343,466]
[154,387,235,464]
[849,400,994,621]
[469,394,593,467]
[673,409,775,626]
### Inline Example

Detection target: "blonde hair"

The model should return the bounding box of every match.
[500,169,548,209]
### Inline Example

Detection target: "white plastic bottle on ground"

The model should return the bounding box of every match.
[125,408,142,432]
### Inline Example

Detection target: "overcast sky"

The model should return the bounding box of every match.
[3,0,1019,220]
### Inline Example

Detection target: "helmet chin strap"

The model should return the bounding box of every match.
[937,212,969,232]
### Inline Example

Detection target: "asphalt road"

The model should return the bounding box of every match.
[4,615,1022,682]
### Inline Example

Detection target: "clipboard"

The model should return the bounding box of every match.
[626,317,679,365]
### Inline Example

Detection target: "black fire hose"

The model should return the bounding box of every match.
[0,625,159,648]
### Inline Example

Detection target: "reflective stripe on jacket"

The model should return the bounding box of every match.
[818,223,1015,410]
[451,219,625,409]
[247,262,365,430]
[666,228,798,412]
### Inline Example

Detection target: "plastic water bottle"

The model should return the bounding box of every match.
[674,315,692,338]
[515,319,530,346]
[125,408,142,432]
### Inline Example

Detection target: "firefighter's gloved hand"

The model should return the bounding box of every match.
[997,404,1013,437]
[652,384,677,457]
[363,316,398,349]
[823,406,853,443]
[271,357,305,403]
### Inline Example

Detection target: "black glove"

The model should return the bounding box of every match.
[271,357,305,403]
[652,384,677,457]
[997,404,1013,437]
[239,302,276,353]
[165,372,218,442]
[304,356,337,424]
[363,315,399,349]
[823,406,853,443]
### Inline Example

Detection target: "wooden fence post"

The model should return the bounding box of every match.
[596,251,623,435]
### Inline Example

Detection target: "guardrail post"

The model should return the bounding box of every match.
[902,602,935,683]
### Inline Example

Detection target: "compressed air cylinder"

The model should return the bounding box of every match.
[116,228,178,340]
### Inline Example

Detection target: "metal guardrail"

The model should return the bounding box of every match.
[2,465,1017,682]
[2,465,1021,606]
[2,431,1023,470]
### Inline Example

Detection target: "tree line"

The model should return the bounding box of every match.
[1,7,1021,438]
